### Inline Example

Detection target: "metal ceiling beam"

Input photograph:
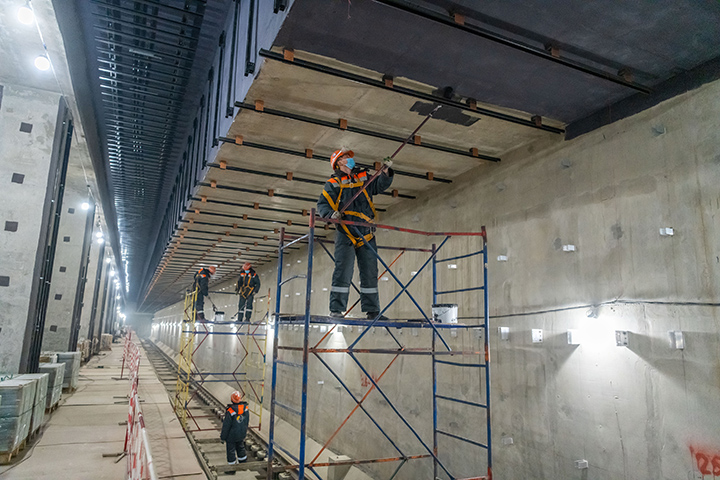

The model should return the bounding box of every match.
[96,54,193,74]
[91,1,203,30]
[103,0,206,19]
[172,229,279,244]
[99,77,184,98]
[94,37,194,62]
[101,92,182,110]
[259,49,565,134]
[91,13,201,40]
[180,219,306,236]
[197,182,321,203]
[104,118,175,136]
[190,196,387,214]
[98,67,189,89]
[234,102,501,162]
[216,137,450,183]
[93,26,198,53]
[94,41,193,64]
[373,0,651,94]
[186,208,312,227]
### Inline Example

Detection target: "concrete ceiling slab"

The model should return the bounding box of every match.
[274,0,720,122]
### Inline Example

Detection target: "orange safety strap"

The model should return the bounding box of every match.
[323,174,376,248]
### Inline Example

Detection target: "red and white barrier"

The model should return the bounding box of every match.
[122,332,158,480]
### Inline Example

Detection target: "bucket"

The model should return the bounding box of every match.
[432,304,458,323]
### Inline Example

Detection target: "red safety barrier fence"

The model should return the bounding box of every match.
[122,332,158,480]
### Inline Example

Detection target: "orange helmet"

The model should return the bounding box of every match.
[230,391,242,403]
[207,266,216,275]
[330,149,354,170]
[242,262,252,270]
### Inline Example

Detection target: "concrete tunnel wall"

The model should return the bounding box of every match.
[151,77,720,480]
[0,83,62,373]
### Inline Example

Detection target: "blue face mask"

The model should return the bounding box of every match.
[244,269,249,273]
[344,157,355,169]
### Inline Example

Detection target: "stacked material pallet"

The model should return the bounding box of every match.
[15,374,49,434]
[39,353,58,363]
[78,339,91,362]
[38,363,65,409]
[0,378,37,457]
[56,352,81,390]
[100,333,113,351]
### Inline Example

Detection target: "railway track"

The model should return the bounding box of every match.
[141,339,294,480]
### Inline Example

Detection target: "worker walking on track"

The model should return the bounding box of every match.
[220,390,249,473]
[192,265,215,321]
[235,262,260,322]
[317,148,394,319]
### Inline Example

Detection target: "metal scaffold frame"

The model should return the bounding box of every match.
[267,210,491,480]
[173,286,271,433]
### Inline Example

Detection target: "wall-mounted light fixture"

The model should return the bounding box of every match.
[669,330,684,350]
[498,327,509,340]
[531,329,543,343]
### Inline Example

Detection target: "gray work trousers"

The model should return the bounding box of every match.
[330,234,379,313]
[237,295,254,322]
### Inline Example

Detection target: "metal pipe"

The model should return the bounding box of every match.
[436,394,487,409]
[265,227,284,480]
[436,249,485,263]
[436,286,485,295]
[321,215,485,237]
[373,0,651,94]
[436,429,488,449]
[482,225,492,478]
[235,102,500,162]
[298,211,315,479]
[216,136,451,183]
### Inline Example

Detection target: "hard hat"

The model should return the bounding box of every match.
[207,266,216,275]
[231,391,242,403]
[330,149,354,170]
[242,262,252,270]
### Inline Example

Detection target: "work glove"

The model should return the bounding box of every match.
[382,156,393,168]
[331,211,342,220]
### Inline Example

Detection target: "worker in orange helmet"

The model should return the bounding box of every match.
[235,262,260,322]
[317,148,394,319]
[192,265,216,321]
[221,390,249,472]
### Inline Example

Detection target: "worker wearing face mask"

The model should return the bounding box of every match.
[316,148,394,320]
[235,262,260,322]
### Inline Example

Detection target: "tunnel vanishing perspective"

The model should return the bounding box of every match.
[1,1,720,479]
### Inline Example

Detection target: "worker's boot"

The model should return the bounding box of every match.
[366,312,388,321]
[330,311,344,319]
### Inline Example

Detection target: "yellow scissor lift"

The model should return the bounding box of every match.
[174,287,270,432]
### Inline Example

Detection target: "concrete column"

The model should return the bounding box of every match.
[41,159,94,352]
[0,83,63,374]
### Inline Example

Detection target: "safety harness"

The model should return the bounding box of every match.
[322,171,377,248]
[236,271,258,297]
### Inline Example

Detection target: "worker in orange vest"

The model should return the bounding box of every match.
[192,266,215,321]
[235,262,260,322]
[221,390,249,472]
[317,148,394,320]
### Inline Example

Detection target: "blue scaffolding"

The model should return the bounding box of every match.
[266,210,491,480]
